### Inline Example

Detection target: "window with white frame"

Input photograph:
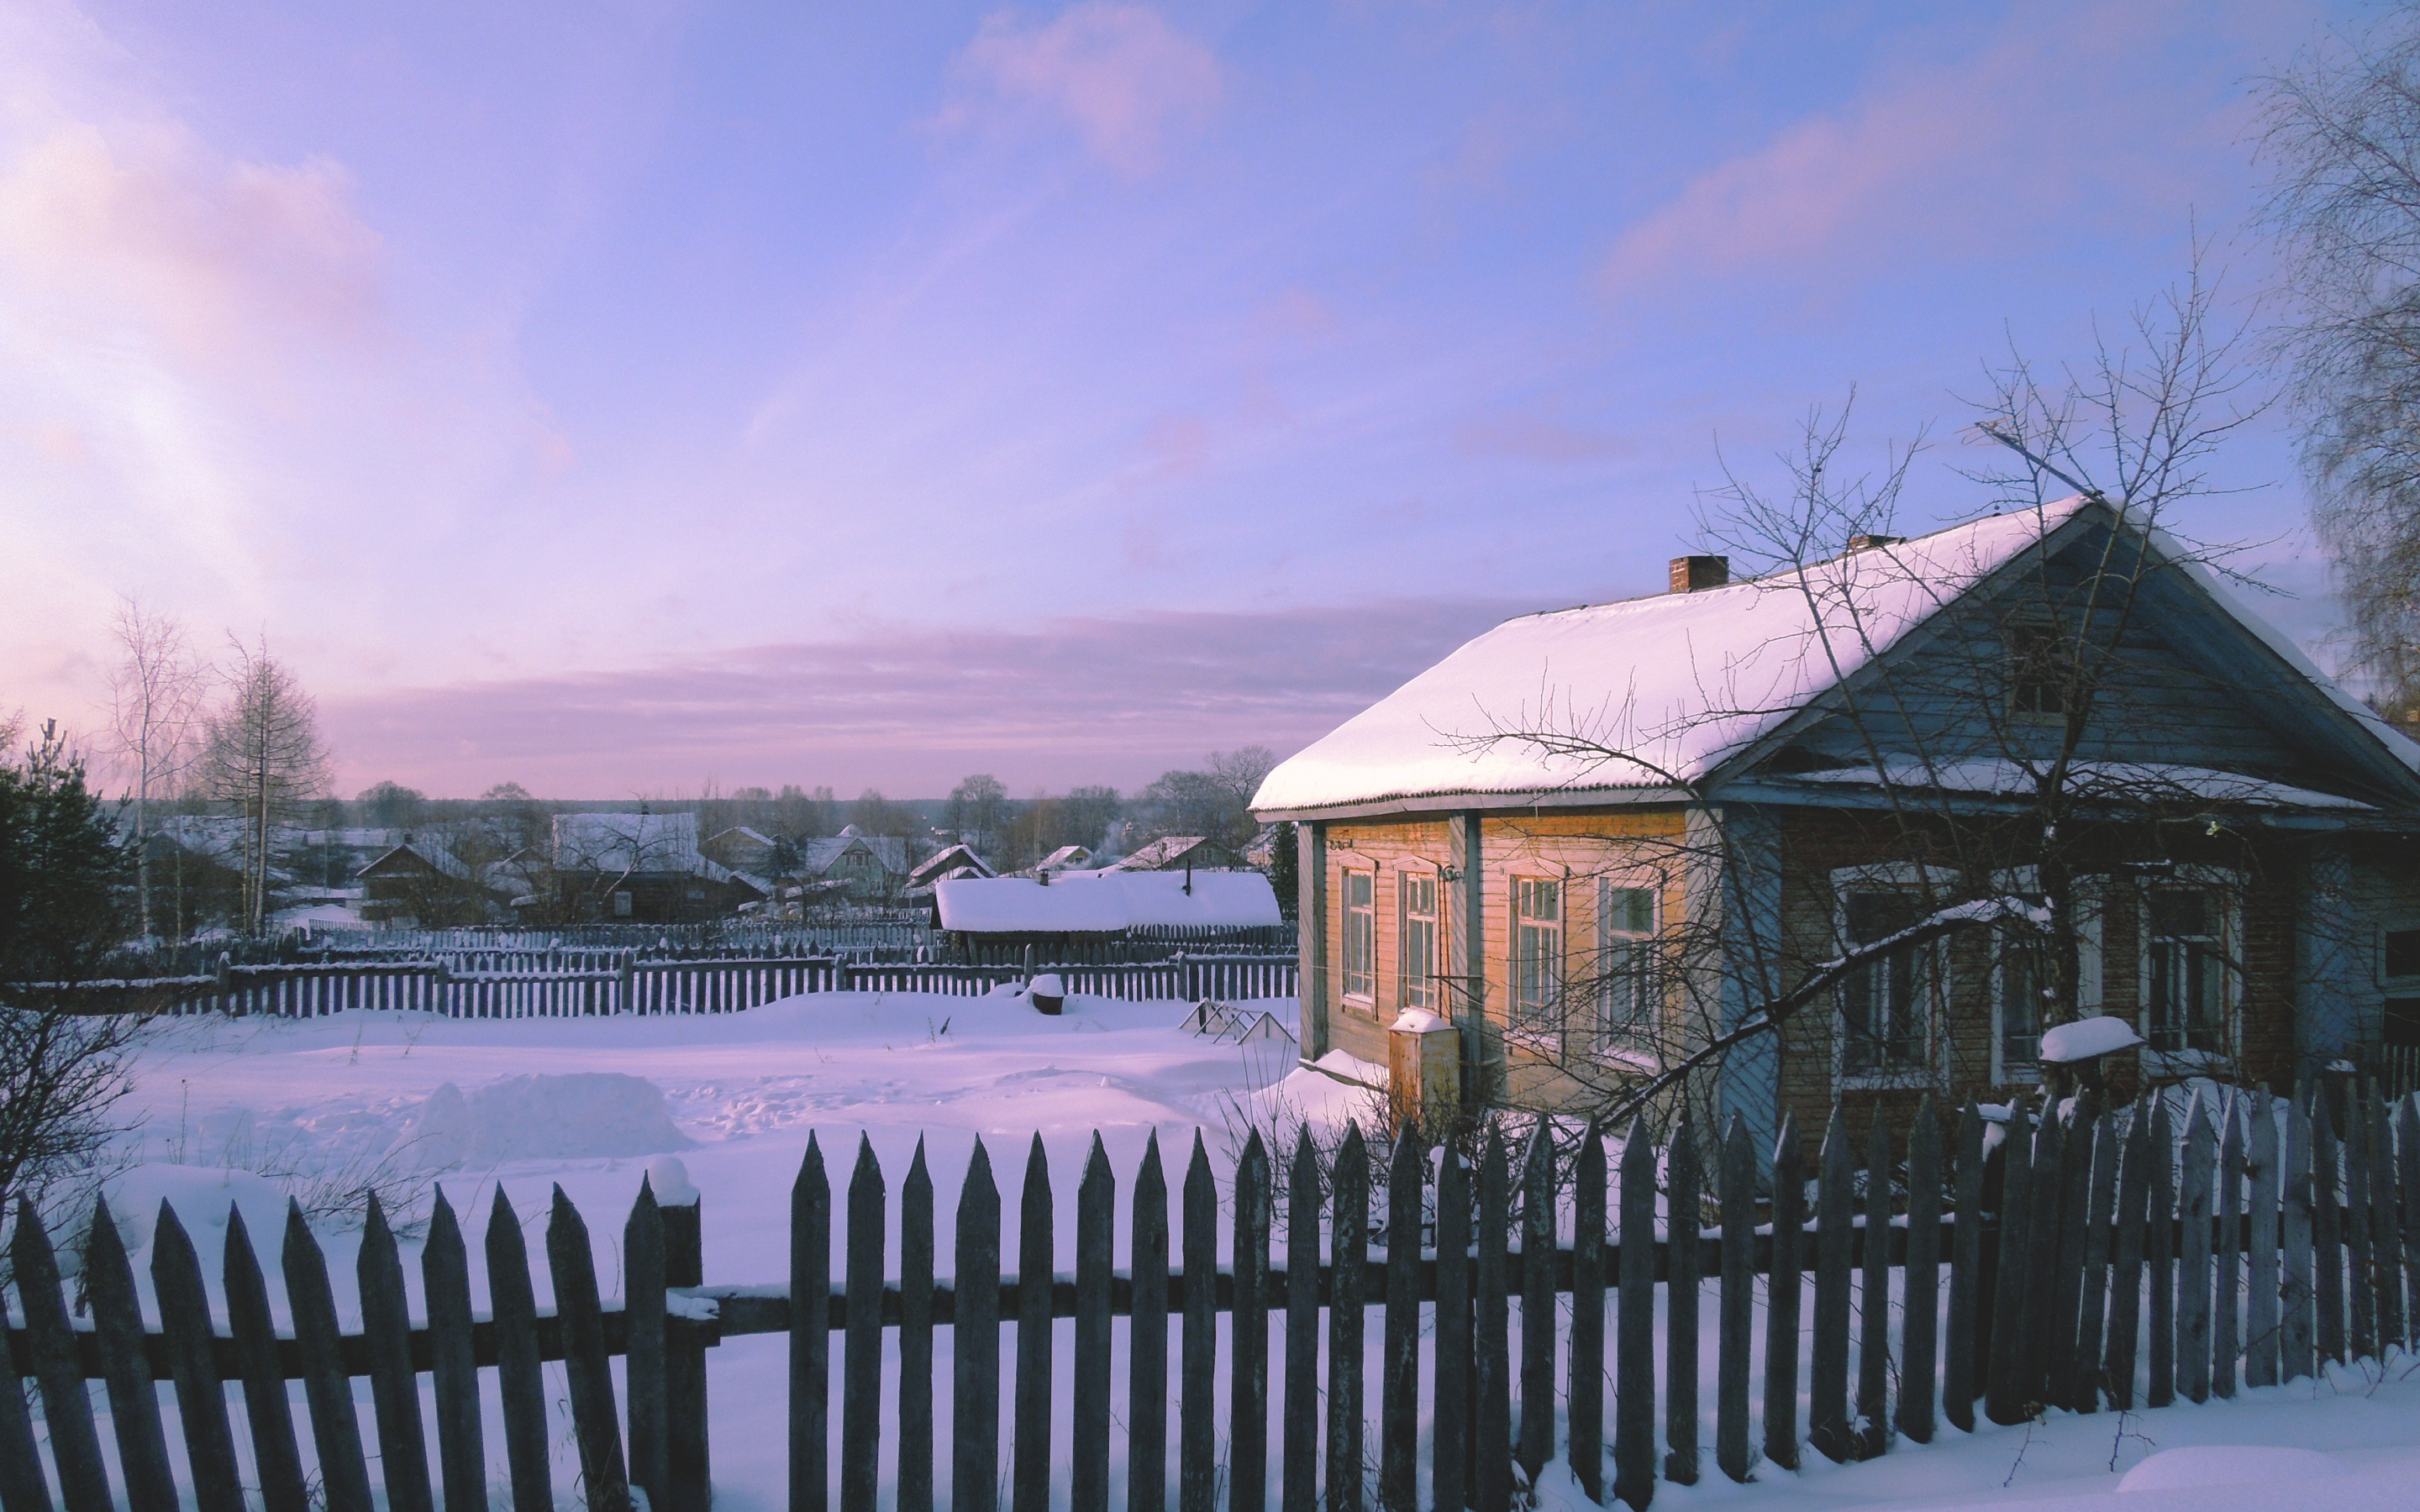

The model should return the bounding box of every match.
[1341,869,1376,1003]
[1512,878,1562,1030]
[1839,890,1933,1078]
[1994,928,2044,1074]
[1399,870,1439,1009]
[1597,881,1658,1051]
[2144,883,2232,1056]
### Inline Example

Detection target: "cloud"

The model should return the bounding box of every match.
[1600,0,2253,295]
[318,596,1532,796]
[948,3,1222,175]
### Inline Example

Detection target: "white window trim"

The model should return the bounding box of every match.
[1507,874,1566,1053]
[2381,918,2420,990]
[1594,874,1665,1068]
[1986,871,2107,1088]
[1398,865,1444,1011]
[1829,863,1951,1093]
[2134,866,2242,1079]
[1340,867,1376,1006]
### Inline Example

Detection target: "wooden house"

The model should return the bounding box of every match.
[550,812,767,923]
[908,843,996,890]
[1252,500,2420,1146]
[802,826,908,900]
[355,837,485,927]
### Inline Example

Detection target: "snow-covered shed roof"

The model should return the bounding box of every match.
[909,843,994,887]
[356,838,472,883]
[1253,499,2420,817]
[934,871,1282,934]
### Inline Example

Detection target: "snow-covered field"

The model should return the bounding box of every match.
[34,991,2420,1511]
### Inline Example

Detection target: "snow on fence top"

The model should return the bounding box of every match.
[1249,497,2420,816]
[934,870,1281,933]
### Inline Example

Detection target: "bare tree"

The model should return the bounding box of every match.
[2260,16,2420,718]
[199,638,332,933]
[105,598,209,940]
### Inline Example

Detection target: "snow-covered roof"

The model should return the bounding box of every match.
[935,871,1282,933]
[909,843,994,886]
[554,811,702,870]
[357,838,473,882]
[1254,499,2420,816]
[804,832,907,875]
[1039,844,1093,870]
[1779,759,2375,811]
[1108,836,1228,871]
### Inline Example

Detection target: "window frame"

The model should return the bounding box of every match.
[2007,622,2070,723]
[1340,867,1376,1006]
[1398,867,1442,1011]
[2134,867,2242,1074]
[1987,871,2105,1088]
[1594,875,1663,1066]
[1510,875,1565,1042]
[1829,863,1950,1092]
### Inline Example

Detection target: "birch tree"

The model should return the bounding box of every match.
[199,638,331,933]
[105,599,208,940]
[2260,13,2420,719]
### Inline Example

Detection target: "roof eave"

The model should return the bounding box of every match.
[1255,783,1699,824]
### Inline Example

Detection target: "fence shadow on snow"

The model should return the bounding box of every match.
[5,1079,2417,1512]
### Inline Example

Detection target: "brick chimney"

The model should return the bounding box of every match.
[1669,555,1729,593]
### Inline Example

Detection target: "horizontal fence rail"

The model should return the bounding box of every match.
[10,1081,2412,1512]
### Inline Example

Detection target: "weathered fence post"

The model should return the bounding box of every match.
[1234,1131,1274,1512]
[2177,1095,2215,1404]
[902,1142,938,1512]
[1075,1136,1116,1512]
[1381,1128,1423,1512]
[10,1199,112,1512]
[1718,1116,1755,1479]
[1765,1110,1803,1472]
[1479,1127,1513,1512]
[1809,1108,1855,1464]
[2106,1105,2150,1410]
[286,1200,376,1512]
[424,1188,491,1512]
[2145,1097,2177,1410]
[487,1189,554,1512]
[86,1196,179,1510]
[955,1139,1002,1512]
[1131,1133,1171,1512]
[1523,1125,1559,1490]
[844,1140,886,1512]
[2213,1095,2244,1399]
[1570,1123,1606,1503]
[1434,1137,1472,1512]
[2074,1108,2120,1415]
[1944,1102,1986,1433]
[625,1179,670,1510]
[1615,1120,1656,1510]
[1285,1129,1323,1512]
[663,1177,711,1512]
[2348,1086,2377,1362]
[1984,1100,2035,1425]
[549,1185,633,1511]
[1327,1124,1370,1512]
[793,1135,833,1512]
[1899,1098,1942,1443]
[223,1207,312,1512]
[150,1201,245,1512]
[1668,1109,1702,1484]
[1859,1112,1892,1458]
[2248,1087,2282,1387]
[2371,1095,2404,1352]
[1016,1135,1055,1512]
[1186,1132,1223,1512]
[2314,1089,2344,1366]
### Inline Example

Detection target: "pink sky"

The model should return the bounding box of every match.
[0,0,2356,795]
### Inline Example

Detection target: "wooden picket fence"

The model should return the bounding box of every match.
[31,953,1298,1021]
[8,1083,2419,1512]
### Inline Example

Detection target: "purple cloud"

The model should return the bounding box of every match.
[318,596,1533,796]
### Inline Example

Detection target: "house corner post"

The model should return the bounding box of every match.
[1299,822,1329,1063]
[1452,810,1488,1109]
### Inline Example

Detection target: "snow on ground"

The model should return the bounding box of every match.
[27,992,2420,1511]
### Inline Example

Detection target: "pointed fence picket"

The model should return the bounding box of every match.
[13,1090,2420,1512]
